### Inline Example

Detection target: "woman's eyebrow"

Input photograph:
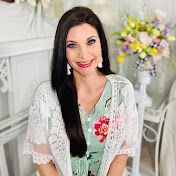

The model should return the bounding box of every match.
[66,40,76,43]
[86,35,97,41]
[66,35,97,43]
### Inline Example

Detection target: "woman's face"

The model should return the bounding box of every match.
[66,23,102,77]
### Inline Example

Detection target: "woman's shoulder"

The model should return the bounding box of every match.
[34,80,54,98]
[106,74,133,87]
[31,80,59,110]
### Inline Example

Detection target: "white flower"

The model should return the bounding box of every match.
[155,9,167,22]
[139,32,152,45]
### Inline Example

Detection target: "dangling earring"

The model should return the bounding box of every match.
[67,63,71,75]
[98,57,103,68]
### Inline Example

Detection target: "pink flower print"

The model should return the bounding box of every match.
[94,116,110,143]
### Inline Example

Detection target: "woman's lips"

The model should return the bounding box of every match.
[77,60,93,68]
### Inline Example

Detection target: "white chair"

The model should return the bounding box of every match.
[159,80,176,176]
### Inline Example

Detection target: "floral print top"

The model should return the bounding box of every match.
[24,74,138,176]
[71,80,112,176]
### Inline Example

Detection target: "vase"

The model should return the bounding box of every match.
[137,70,153,107]
[132,70,153,175]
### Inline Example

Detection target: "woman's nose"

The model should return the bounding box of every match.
[78,46,89,59]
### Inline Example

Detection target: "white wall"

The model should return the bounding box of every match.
[0,1,57,119]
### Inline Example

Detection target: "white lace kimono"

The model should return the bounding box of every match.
[23,74,138,176]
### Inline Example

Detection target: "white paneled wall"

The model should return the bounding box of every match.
[8,51,51,115]
[0,37,54,176]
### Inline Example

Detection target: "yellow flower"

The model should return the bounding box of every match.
[128,16,136,28]
[130,43,140,52]
[150,48,158,55]
[117,53,126,62]
[129,21,136,28]
[140,44,147,49]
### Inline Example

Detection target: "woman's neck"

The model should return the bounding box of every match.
[73,71,106,94]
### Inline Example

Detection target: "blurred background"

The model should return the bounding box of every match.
[0,0,176,176]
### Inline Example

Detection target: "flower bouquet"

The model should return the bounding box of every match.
[114,9,175,76]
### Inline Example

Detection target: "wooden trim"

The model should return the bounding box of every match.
[0,37,54,58]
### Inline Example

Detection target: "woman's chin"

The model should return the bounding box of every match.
[73,67,99,77]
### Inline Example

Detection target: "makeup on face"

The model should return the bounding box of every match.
[66,23,102,75]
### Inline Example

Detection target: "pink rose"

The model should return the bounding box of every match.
[122,41,129,46]
[152,38,160,44]
[94,116,110,143]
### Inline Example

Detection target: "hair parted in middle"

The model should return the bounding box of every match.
[51,6,114,157]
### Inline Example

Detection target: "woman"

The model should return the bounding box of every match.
[24,6,138,176]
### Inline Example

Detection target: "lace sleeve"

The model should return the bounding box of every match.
[117,82,138,157]
[23,84,54,164]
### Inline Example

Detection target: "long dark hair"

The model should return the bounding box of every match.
[51,6,113,157]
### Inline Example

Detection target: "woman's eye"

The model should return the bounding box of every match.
[88,39,96,45]
[66,43,76,48]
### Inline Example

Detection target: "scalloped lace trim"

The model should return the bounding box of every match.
[24,142,54,164]
[117,147,136,157]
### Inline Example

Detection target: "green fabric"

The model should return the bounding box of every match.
[71,80,112,176]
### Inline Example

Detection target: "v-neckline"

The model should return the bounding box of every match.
[79,80,109,117]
